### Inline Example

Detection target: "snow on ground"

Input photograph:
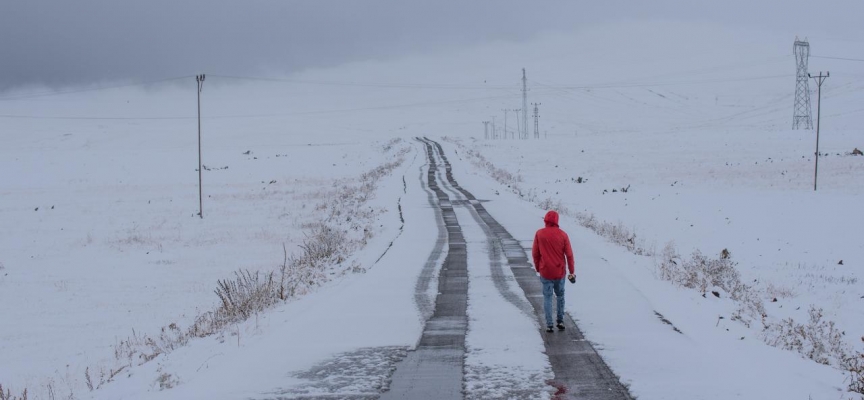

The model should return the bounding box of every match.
[457,206,552,400]
[2,18,863,399]
[75,142,433,399]
[443,142,851,399]
[446,125,863,345]
[0,105,419,396]
[446,182,552,398]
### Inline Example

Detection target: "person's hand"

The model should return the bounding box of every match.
[567,274,576,284]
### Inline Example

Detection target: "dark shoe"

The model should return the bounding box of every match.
[557,322,566,331]
[546,326,554,333]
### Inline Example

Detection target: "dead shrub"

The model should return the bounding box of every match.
[574,212,651,256]
[656,244,765,324]
[844,352,864,395]
[156,372,179,390]
[381,138,403,152]
[766,283,797,299]
[96,148,411,392]
[0,385,27,400]
[298,224,347,264]
[763,306,850,367]
[463,148,523,193]
[215,270,279,321]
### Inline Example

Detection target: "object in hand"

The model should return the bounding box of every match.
[567,274,576,284]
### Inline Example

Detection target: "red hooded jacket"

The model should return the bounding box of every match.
[532,210,575,280]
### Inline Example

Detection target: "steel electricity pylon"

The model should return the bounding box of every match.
[793,38,813,130]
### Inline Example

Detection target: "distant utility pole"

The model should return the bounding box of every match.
[809,71,829,191]
[513,108,522,139]
[492,116,497,139]
[532,102,541,139]
[793,38,813,130]
[196,74,205,218]
[483,121,490,139]
[502,109,509,140]
[522,68,528,139]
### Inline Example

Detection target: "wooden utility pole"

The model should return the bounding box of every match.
[196,74,206,217]
[809,71,829,191]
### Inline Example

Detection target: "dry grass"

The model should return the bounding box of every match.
[657,243,766,326]
[457,140,864,395]
[765,282,797,299]
[87,143,412,395]
[762,306,864,396]
[575,211,653,256]
[155,372,179,390]
[845,352,864,395]
[763,306,849,366]
[0,385,27,400]
[463,148,524,194]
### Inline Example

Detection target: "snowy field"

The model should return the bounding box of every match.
[0,91,418,396]
[2,20,863,399]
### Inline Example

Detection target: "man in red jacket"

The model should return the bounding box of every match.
[532,210,576,333]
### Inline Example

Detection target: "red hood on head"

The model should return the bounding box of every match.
[544,210,559,227]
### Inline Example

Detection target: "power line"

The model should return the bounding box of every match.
[812,55,864,62]
[574,55,791,88]
[0,92,524,121]
[0,76,193,101]
[208,74,517,90]
[549,74,793,90]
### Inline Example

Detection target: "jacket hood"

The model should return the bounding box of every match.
[544,210,559,227]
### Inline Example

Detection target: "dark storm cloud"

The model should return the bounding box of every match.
[0,0,861,90]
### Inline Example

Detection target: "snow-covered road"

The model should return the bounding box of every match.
[382,138,632,399]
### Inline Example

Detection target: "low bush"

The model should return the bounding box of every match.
[0,385,27,400]
[575,212,652,256]
[845,352,864,395]
[657,243,765,325]
[763,306,850,367]
[215,270,279,321]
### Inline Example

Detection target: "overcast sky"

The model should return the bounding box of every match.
[1,0,862,91]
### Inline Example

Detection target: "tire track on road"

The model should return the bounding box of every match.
[380,138,468,400]
[413,145,448,322]
[427,138,633,400]
[429,142,536,321]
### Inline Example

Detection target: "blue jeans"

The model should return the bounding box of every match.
[541,277,565,327]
